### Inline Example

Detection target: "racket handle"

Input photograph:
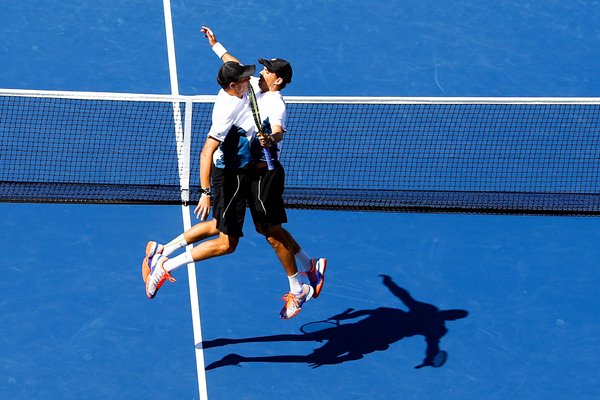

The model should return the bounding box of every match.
[263,147,275,170]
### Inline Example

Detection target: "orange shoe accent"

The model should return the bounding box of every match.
[142,258,151,283]
[145,256,176,299]
[153,267,176,293]
[307,258,327,299]
[279,284,313,319]
[280,293,302,319]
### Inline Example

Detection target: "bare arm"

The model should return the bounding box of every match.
[194,137,220,221]
[258,124,284,147]
[200,26,240,63]
[200,26,284,147]
[270,125,284,143]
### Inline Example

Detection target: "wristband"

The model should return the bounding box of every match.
[212,42,228,59]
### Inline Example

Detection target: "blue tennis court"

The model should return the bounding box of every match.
[1,1,599,399]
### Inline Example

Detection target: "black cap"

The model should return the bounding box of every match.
[258,58,293,84]
[217,61,256,86]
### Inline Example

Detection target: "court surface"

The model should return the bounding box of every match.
[1,1,599,399]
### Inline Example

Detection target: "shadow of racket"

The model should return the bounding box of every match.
[299,319,340,340]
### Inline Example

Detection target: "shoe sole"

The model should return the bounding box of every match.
[141,241,163,283]
[142,258,150,283]
[311,258,327,299]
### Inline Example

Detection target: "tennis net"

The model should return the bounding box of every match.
[1,89,599,215]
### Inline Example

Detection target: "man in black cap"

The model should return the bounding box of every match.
[197,26,327,320]
[142,59,261,299]
[142,27,326,320]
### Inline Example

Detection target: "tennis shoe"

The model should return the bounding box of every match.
[280,283,313,319]
[141,241,164,283]
[306,258,327,299]
[145,254,175,299]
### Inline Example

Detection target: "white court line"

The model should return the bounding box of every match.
[162,1,209,399]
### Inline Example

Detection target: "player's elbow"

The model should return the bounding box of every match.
[200,149,212,164]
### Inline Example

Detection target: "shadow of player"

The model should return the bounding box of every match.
[203,274,468,370]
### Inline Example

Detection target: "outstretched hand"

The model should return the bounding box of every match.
[200,26,217,46]
[202,338,234,349]
[205,353,243,370]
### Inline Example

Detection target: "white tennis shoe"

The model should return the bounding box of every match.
[141,241,164,283]
[145,254,175,299]
[306,258,327,299]
[280,283,313,319]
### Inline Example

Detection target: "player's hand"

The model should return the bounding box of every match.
[379,274,392,284]
[194,195,211,221]
[258,133,273,148]
[202,338,234,349]
[200,26,217,47]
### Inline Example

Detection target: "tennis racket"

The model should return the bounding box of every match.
[432,350,447,367]
[247,84,275,170]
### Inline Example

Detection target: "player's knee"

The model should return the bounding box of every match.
[262,225,284,248]
[262,224,283,239]
[222,241,238,254]
[265,234,282,249]
[216,236,238,255]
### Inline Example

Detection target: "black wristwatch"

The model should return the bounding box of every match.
[199,187,212,197]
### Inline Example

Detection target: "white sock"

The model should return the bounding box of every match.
[163,234,188,257]
[295,248,313,272]
[163,250,193,273]
[288,273,303,294]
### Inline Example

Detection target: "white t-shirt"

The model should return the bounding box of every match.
[250,77,286,162]
[207,89,256,169]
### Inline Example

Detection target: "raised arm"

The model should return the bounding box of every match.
[200,26,240,64]
[380,274,418,309]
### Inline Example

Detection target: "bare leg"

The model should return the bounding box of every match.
[184,219,220,245]
[280,227,301,255]
[257,223,298,277]
[190,230,239,262]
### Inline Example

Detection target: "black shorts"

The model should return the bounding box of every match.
[247,163,288,229]
[211,167,251,237]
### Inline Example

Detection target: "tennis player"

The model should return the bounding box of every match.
[200,26,327,319]
[143,60,258,299]
[142,30,325,319]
